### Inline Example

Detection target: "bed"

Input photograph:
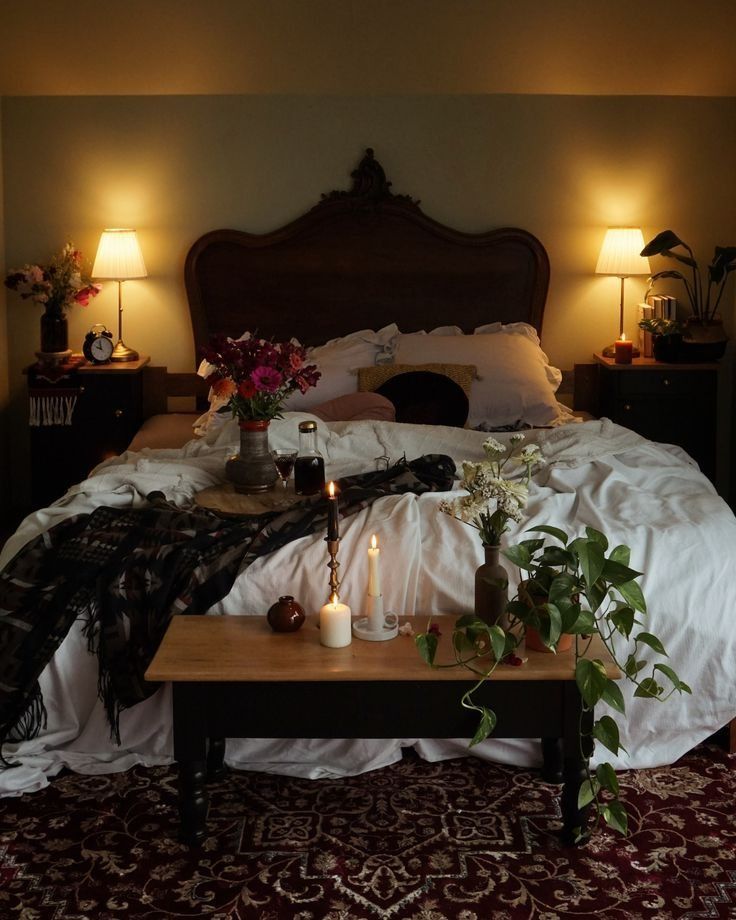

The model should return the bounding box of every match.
[1,149,735,797]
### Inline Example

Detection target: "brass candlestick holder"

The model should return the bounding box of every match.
[326,538,341,599]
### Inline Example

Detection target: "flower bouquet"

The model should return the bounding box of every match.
[200,333,320,422]
[5,243,101,358]
[199,333,321,493]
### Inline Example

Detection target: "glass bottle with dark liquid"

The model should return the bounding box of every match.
[294,420,326,496]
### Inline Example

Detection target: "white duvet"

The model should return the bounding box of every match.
[1,415,735,796]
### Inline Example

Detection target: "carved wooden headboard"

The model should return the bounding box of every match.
[184,148,550,357]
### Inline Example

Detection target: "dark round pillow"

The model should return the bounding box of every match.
[376,371,469,427]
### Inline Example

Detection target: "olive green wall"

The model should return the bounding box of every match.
[2,94,736,508]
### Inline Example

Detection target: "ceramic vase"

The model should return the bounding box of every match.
[267,595,306,632]
[474,544,509,627]
[225,420,278,494]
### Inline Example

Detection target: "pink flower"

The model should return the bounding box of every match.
[251,366,283,393]
[288,352,304,372]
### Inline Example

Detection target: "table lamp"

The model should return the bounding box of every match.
[595,227,650,358]
[92,229,147,362]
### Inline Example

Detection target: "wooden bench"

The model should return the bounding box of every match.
[146,614,620,846]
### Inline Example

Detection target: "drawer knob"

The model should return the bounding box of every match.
[114,408,124,418]
[663,378,670,387]
[623,403,632,412]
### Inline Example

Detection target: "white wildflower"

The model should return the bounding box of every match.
[510,432,526,444]
[519,445,545,466]
[482,437,505,458]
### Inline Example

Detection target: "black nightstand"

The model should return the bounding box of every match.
[25,356,150,509]
[587,354,718,483]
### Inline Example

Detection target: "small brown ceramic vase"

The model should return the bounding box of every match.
[267,595,306,633]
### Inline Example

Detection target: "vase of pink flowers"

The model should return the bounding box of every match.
[4,243,101,363]
[199,333,321,493]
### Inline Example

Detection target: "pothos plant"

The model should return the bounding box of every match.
[416,524,691,840]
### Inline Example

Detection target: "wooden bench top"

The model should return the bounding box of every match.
[145,615,620,683]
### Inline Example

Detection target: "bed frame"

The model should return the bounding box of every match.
[183,148,550,354]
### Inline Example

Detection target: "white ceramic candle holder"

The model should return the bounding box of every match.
[352,594,399,641]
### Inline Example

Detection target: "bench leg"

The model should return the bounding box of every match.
[207,737,227,780]
[541,737,563,783]
[178,759,208,847]
[560,683,594,845]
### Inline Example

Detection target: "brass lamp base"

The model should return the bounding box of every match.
[111,340,139,362]
[602,342,640,358]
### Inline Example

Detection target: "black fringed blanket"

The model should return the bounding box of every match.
[0,455,455,755]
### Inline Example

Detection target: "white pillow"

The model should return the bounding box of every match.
[393,325,563,428]
[282,324,399,411]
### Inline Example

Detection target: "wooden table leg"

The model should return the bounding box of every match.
[207,737,226,780]
[173,683,209,846]
[560,683,594,845]
[178,759,209,846]
[540,736,563,783]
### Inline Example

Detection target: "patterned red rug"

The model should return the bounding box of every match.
[1,744,734,919]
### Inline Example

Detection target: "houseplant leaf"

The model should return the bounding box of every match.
[641,229,685,256]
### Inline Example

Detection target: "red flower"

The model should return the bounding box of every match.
[237,379,256,399]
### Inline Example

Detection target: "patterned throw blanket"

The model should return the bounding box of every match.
[0,455,455,757]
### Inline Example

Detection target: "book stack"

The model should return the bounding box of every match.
[638,294,678,357]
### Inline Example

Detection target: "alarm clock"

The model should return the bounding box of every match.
[83,324,114,364]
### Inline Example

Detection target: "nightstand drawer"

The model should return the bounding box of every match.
[617,371,694,397]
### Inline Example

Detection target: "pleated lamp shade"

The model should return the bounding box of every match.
[595,228,650,277]
[92,229,147,280]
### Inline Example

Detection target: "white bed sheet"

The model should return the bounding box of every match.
[2,415,735,796]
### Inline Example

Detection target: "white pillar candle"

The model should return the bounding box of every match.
[319,593,352,647]
[368,533,381,597]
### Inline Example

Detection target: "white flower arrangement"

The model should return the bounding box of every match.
[439,434,545,546]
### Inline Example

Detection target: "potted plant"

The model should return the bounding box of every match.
[416,524,691,841]
[637,315,683,363]
[640,230,736,359]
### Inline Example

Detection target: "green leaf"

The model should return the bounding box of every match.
[571,538,605,589]
[601,560,642,586]
[585,581,606,613]
[602,800,629,835]
[469,706,497,747]
[617,579,647,614]
[592,715,622,755]
[585,527,608,551]
[518,538,546,554]
[454,614,479,629]
[634,677,662,699]
[452,630,475,656]
[539,546,574,567]
[610,607,635,638]
[564,608,596,634]
[635,632,667,656]
[577,777,600,808]
[502,544,531,569]
[416,632,438,666]
[576,658,608,707]
[596,762,620,796]
[488,625,507,662]
[527,525,569,545]
[624,654,647,679]
[600,679,626,715]
[609,544,631,566]
[653,662,691,693]
[548,573,577,604]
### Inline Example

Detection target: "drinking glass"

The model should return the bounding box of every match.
[271,449,298,492]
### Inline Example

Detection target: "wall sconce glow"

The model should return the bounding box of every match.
[595,227,650,357]
[92,229,147,362]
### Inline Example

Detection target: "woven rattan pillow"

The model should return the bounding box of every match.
[357,363,477,399]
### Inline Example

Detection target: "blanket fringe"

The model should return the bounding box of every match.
[0,683,48,767]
